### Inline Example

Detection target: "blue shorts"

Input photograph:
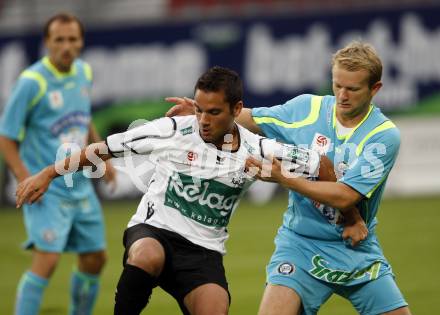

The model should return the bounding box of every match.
[267,229,408,315]
[22,192,106,253]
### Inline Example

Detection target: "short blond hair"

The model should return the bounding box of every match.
[332,41,382,88]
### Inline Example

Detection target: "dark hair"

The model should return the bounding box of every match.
[43,12,84,39]
[195,66,243,110]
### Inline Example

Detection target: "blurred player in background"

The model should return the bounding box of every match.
[0,13,115,315]
[167,42,411,315]
[15,66,365,315]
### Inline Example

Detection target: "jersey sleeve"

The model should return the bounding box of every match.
[251,94,312,142]
[260,138,321,178]
[106,117,177,158]
[0,76,40,141]
[339,126,400,198]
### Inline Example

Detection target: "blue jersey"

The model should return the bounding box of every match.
[253,94,400,267]
[0,56,94,199]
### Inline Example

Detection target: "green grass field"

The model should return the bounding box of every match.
[1,195,439,314]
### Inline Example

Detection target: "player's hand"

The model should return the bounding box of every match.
[165,97,195,117]
[103,160,117,192]
[342,221,368,247]
[245,156,284,183]
[341,213,368,247]
[16,168,53,208]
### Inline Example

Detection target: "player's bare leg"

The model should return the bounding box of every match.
[382,306,412,315]
[30,249,61,278]
[258,284,302,315]
[184,283,229,315]
[126,237,165,276]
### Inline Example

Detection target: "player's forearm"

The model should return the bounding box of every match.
[317,155,337,182]
[309,157,363,219]
[88,123,102,144]
[278,177,361,212]
[344,206,364,224]
[52,141,112,177]
[236,108,262,135]
[0,136,30,181]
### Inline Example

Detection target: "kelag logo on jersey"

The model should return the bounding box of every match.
[165,172,242,228]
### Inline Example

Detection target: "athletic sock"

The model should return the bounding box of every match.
[14,271,49,315]
[69,269,100,315]
[114,264,158,315]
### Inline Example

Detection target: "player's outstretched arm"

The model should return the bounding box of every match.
[16,141,112,207]
[246,155,368,245]
[165,97,195,117]
[246,156,362,211]
[314,155,368,245]
[235,108,262,135]
[88,123,117,190]
[318,155,368,245]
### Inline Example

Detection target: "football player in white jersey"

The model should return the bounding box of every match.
[16,66,365,315]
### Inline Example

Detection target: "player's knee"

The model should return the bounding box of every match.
[92,250,107,270]
[189,301,229,315]
[127,238,165,277]
[185,298,228,315]
[184,284,229,315]
[79,250,107,274]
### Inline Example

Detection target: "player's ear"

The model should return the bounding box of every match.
[370,81,382,96]
[232,100,243,118]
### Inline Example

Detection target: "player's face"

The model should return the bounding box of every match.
[45,20,83,72]
[194,89,242,147]
[332,64,382,122]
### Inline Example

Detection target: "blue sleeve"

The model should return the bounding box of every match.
[0,77,39,141]
[340,127,400,198]
[251,94,312,142]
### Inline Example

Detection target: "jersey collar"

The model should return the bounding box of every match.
[42,56,77,80]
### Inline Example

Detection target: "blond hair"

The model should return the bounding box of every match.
[332,41,382,88]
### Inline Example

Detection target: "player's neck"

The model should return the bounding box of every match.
[48,57,72,73]
[336,105,370,128]
[215,124,240,152]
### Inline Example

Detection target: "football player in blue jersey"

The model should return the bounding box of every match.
[243,41,411,315]
[0,13,115,315]
[166,42,411,315]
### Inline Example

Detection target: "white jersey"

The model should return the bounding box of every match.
[106,115,319,254]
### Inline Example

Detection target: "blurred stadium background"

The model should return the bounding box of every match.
[0,0,439,314]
